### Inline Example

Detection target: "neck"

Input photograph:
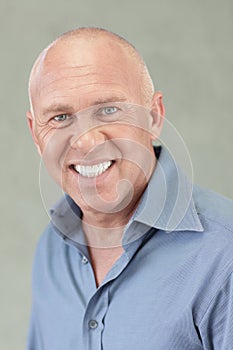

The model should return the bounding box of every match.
[83,222,124,248]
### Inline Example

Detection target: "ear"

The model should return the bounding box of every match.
[26,111,42,156]
[150,92,165,141]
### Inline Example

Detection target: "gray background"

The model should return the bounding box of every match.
[1,0,232,348]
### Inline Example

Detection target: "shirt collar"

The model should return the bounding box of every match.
[132,146,203,231]
[49,146,203,246]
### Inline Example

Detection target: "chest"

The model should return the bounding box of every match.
[35,244,205,350]
[88,246,124,287]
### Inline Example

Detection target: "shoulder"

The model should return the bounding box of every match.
[32,222,66,274]
[190,186,233,271]
[193,185,233,233]
[35,222,63,252]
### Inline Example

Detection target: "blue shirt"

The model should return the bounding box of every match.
[27,147,233,350]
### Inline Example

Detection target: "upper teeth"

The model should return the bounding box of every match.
[74,161,112,177]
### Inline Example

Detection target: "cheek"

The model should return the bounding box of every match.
[117,127,153,155]
[113,132,154,180]
[35,125,55,152]
[40,131,71,183]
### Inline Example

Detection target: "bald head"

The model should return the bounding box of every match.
[28,27,154,115]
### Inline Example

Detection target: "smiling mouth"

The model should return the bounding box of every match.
[72,160,114,178]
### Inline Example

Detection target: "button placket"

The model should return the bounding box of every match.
[88,319,98,329]
[83,284,111,350]
[82,256,89,264]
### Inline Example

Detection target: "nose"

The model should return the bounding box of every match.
[70,127,107,155]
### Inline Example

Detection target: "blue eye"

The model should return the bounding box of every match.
[95,105,122,122]
[51,114,75,128]
[102,106,118,115]
[53,114,68,122]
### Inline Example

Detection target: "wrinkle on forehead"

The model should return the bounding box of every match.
[38,63,134,91]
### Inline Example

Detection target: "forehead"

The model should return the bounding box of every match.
[31,38,142,112]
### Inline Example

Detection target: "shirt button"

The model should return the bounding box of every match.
[82,256,88,264]
[88,320,98,329]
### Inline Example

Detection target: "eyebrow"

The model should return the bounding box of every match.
[91,97,127,105]
[42,97,128,116]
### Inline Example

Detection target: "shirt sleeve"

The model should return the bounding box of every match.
[198,271,233,349]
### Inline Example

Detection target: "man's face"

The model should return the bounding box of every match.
[28,38,164,220]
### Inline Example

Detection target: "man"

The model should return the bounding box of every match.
[27,27,233,350]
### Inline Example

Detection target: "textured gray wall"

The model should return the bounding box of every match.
[1,0,232,348]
